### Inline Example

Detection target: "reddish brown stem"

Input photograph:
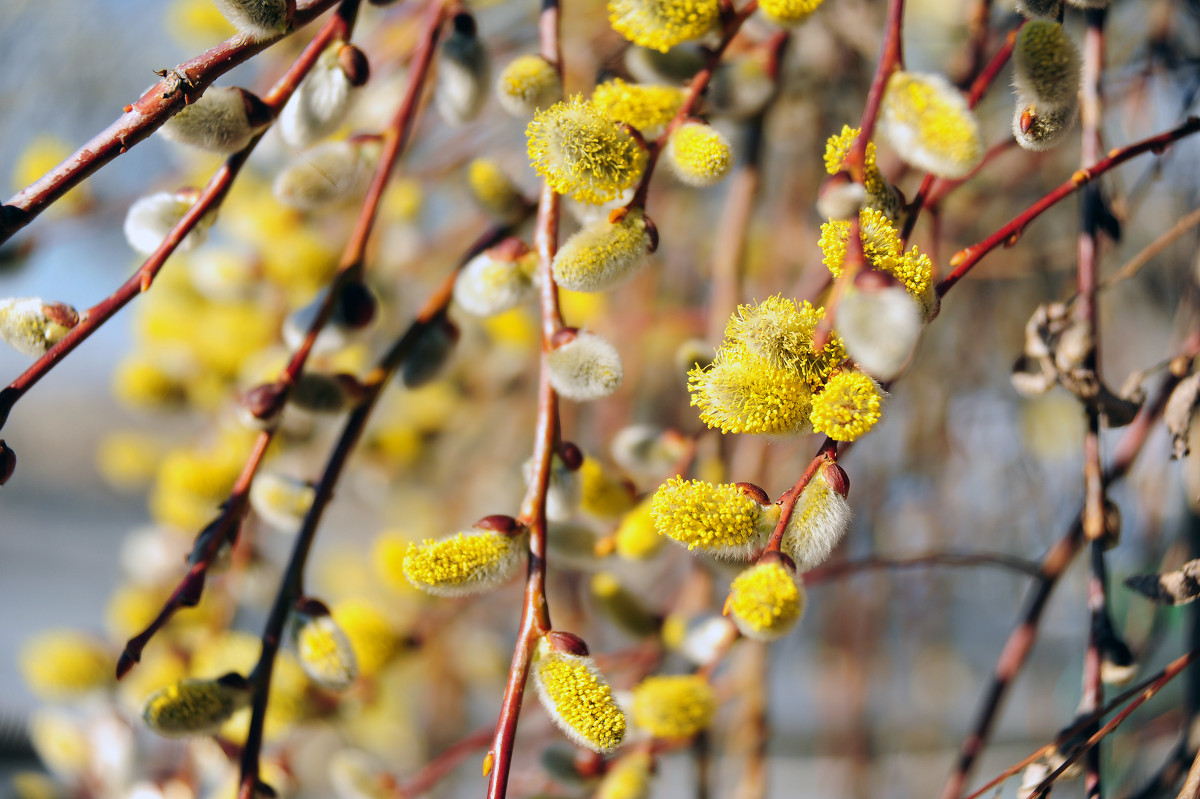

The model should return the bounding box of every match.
[843,0,905,184]
[485,1,564,796]
[764,439,837,554]
[0,0,363,436]
[0,0,346,245]
[937,116,1200,297]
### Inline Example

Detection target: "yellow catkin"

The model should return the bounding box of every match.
[723,295,845,384]
[608,0,720,52]
[615,497,666,559]
[496,54,562,116]
[630,674,716,739]
[819,209,936,319]
[596,751,654,799]
[534,643,626,753]
[878,71,983,179]
[726,560,804,640]
[688,342,814,435]
[467,158,528,222]
[296,613,359,691]
[579,458,637,518]
[592,78,685,134]
[552,209,651,292]
[650,477,777,557]
[758,0,824,27]
[822,125,887,198]
[665,123,732,187]
[142,676,250,738]
[332,599,399,678]
[402,530,522,596]
[19,632,112,700]
[809,371,883,442]
[527,96,646,204]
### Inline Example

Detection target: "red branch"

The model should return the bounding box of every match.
[937,116,1200,297]
[0,0,347,245]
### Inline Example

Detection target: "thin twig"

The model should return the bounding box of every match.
[937,117,1200,297]
[0,0,347,244]
[1099,205,1200,290]
[804,550,1044,583]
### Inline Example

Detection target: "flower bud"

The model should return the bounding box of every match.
[630,674,715,740]
[290,372,363,414]
[187,514,235,574]
[688,343,814,435]
[547,328,624,401]
[453,240,537,317]
[650,477,779,559]
[757,0,824,27]
[280,41,364,149]
[212,0,290,39]
[142,673,252,738]
[591,572,659,636]
[496,54,562,117]
[466,158,529,223]
[291,598,359,691]
[809,370,884,442]
[532,635,626,753]
[159,86,270,153]
[1012,98,1077,152]
[836,271,923,380]
[553,208,653,293]
[401,316,459,388]
[878,71,983,179]
[250,471,316,534]
[527,96,647,204]
[283,280,379,355]
[124,189,215,255]
[596,752,654,799]
[274,138,381,210]
[436,13,491,127]
[781,461,851,571]
[1013,21,1082,111]
[725,554,805,640]
[0,298,78,358]
[402,522,527,596]
[664,122,732,187]
[724,295,845,381]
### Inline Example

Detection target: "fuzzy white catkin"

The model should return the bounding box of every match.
[780,468,852,571]
[124,192,213,255]
[435,29,490,126]
[453,250,536,317]
[274,140,379,210]
[552,210,651,292]
[159,87,262,153]
[1013,20,1082,110]
[547,331,624,401]
[1014,0,1060,17]
[836,284,922,381]
[280,45,356,148]
[212,0,290,39]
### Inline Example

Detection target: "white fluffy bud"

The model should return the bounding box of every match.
[435,14,490,126]
[123,190,214,255]
[159,86,269,153]
[836,277,923,380]
[274,139,380,210]
[0,298,79,358]
[279,43,361,148]
[547,329,624,401]
[212,0,290,39]
[453,240,537,317]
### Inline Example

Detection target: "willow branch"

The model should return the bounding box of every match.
[804,550,1044,583]
[0,0,364,437]
[0,0,348,245]
[937,116,1200,297]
